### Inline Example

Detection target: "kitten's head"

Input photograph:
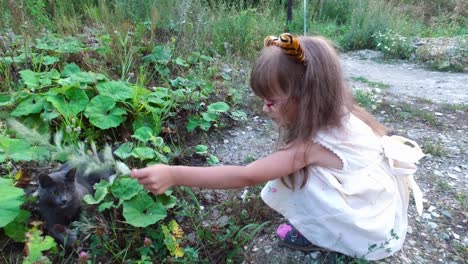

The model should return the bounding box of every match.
[38,168,77,208]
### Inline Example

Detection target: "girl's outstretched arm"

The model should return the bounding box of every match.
[131,142,325,194]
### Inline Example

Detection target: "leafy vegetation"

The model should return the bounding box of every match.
[0,0,466,262]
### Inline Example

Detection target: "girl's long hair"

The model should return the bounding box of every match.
[250,36,386,189]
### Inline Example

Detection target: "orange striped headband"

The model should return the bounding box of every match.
[264,33,306,64]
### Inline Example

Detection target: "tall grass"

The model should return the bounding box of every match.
[0,0,465,63]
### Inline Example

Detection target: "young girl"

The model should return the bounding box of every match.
[131,33,424,260]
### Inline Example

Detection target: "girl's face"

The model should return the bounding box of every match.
[262,95,292,126]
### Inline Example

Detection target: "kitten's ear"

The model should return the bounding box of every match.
[39,174,54,187]
[65,168,77,182]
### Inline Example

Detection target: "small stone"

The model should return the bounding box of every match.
[422,213,432,220]
[186,233,196,243]
[428,222,438,229]
[431,212,440,218]
[463,237,468,246]
[310,251,320,259]
[216,215,230,227]
[223,139,229,144]
[428,205,436,212]
[264,245,272,254]
[415,256,425,263]
[433,170,443,177]
[439,232,450,240]
[252,246,259,252]
[441,210,452,219]
[448,173,458,180]
[453,166,462,172]
[452,232,460,240]
[434,112,443,116]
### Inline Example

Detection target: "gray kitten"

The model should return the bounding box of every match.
[38,163,113,247]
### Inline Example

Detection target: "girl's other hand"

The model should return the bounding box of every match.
[131,164,174,195]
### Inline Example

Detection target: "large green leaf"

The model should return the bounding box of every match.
[83,187,108,205]
[202,111,219,122]
[0,178,25,228]
[41,101,61,121]
[123,193,167,227]
[0,94,12,106]
[23,227,56,264]
[186,116,200,132]
[21,114,51,135]
[10,96,46,117]
[4,209,31,242]
[0,136,37,162]
[0,53,28,64]
[35,35,85,53]
[83,180,111,205]
[96,81,133,101]
[19,70,40,89]
[144,45,172,64]
[58,64,106,87]
[114,142,134,159]
[132,126,153,143]
[84,95,126,129]
[131,147,155,160]
[207,102,229,112]
[33,55,60,66]
[156,194,177,209]
[111,177,143,201]
[195,145,208,154]
[61,63,82,77]
[1,142,49,162]
[19,69,61,90]
[23,145,50,161]
[47,87,89,117]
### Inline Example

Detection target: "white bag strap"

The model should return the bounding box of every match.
[382,135,425,215]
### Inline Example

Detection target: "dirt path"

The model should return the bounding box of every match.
[342,50,468,104]
[207,50,467,263]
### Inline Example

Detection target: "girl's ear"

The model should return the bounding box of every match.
[38,174,54,187]
[65,168,77,182]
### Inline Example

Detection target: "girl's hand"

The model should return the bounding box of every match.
[131,164,175,195]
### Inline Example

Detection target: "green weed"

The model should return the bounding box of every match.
[353,89,378,111]
[434,178,453,193]
[422,141,447,157]
[452,240,468,259]
[454,192,466,211]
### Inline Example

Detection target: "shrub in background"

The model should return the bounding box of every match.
[373,29,414,59]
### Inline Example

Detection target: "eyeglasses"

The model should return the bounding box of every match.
[263,98,288,108]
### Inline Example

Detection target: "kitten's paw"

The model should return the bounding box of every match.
[52,224,77,248]
[64,231,77,248]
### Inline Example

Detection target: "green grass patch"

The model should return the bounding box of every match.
[379,102,442,126]
[454,192,467,211]
[441,103,468,112]
[352,76,391,89]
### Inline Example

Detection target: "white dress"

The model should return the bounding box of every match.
[261,114,424,260]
